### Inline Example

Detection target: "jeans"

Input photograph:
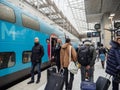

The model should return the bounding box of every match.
[31,62,41,81]
[63,67,74,90]
[112,77,119,90]
[81,66,94,82]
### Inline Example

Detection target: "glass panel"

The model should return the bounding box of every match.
[22,51,32,63]
[22,14,40,31]
[0,3,15,23]
[0,52,15,69]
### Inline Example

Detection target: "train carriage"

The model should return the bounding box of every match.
[0,0,80,88]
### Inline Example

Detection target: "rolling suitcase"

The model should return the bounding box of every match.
[47,66,58,81]
[96,76,111,90]
[81,71,96,90]
[45,69,64,90]
[81,81,96,90]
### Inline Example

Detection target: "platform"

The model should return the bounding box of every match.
[7,61,120,90]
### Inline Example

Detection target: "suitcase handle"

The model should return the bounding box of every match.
[105,74,111,79]
[51,65,58,73]
[59,69,64,75]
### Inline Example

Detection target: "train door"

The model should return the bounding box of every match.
[50,34,57,61]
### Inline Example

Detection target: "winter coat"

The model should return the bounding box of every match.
[106,40,120,76]
[54,44,61,65]
[60,43,77,68]
[99,47,106,55]
[89,45,97,67]
[31,43,44,63]
[80,45,96,67]
[47,43,50,59]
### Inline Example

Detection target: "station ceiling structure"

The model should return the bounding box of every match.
[24,0,82,38]
[84,0,120,23]
[67,0,88,32]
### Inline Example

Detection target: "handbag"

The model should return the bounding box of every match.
[68,46,78,74]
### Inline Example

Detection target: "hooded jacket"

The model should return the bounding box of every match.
[60,43,77,68]
[106,40,120,76]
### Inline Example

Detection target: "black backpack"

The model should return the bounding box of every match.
[78,46,91,66]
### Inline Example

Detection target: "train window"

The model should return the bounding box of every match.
[22,51,32,63]
[0,52,15,69]
[22,14,40,31]
[0,3,15,23]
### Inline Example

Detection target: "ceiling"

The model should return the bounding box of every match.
[84,0,120,23]
[23,0,80,37]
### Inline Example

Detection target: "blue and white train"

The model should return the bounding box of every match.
[0,0,80,88]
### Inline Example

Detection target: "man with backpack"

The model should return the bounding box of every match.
[27,37,44,84]
[78,41,96,82]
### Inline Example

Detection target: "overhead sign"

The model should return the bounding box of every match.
[87,32,92,37]
[92,32,100,37]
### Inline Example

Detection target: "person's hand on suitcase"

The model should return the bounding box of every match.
[86,65,90,70]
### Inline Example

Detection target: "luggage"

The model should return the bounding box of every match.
[96,76,111,90]
[45,69,64,90]
[81,81,96,90]
[47,66,58,81]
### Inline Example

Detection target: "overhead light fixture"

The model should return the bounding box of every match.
[110,13,115,17]
[108,16,113,19]
[108,13,115,19]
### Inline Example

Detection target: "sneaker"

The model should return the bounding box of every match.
[27,80,34,84]
[36,80,40,84]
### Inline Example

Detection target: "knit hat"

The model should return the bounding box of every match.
[34,37,39,41]
[84,41,92,45]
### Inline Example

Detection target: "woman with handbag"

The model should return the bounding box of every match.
[60,38,77,90]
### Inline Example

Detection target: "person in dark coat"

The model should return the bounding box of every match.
[79,41,96,82]
[27,37,44,84]
[106,37,120,90]
[54,39,62,71]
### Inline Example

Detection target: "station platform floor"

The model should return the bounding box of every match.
[7,60,120,90]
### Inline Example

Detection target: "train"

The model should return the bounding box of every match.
[0,0,80,88]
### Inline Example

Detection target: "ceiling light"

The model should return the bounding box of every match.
[110,13,115,17]
[108,16,113,19]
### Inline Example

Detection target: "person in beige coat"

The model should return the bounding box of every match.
[60,38,77,90]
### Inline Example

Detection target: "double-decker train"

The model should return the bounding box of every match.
[0,0,80,88]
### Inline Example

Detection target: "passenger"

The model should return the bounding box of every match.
[54,39,62,71]
[106,36,120,90]
[78,41,96,82]
[27,37,44,84]
[76,44,80,52]
[96,47,99,61]
[60,38,77,90]
[51,39,56,65]
[98,44,107,69]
